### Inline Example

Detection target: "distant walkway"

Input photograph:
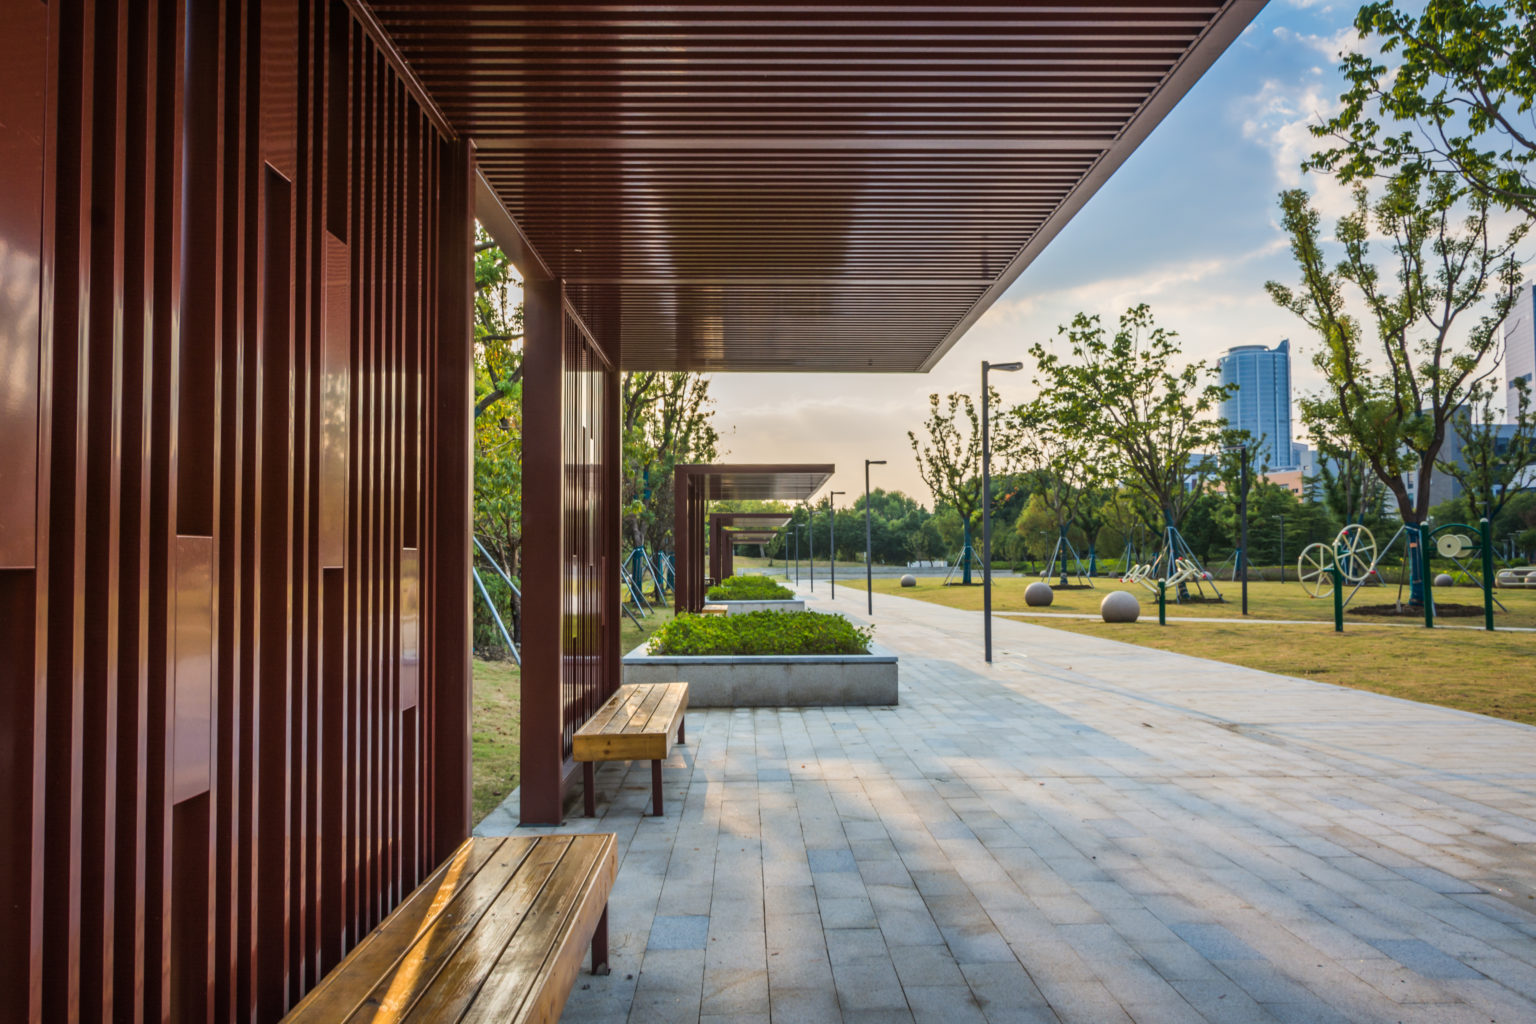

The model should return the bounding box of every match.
[483,581,1536,1023]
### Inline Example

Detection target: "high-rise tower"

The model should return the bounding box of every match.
[1217,340,1296,469]
[1506,282,1536,406]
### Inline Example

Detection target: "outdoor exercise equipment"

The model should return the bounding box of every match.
[1497,566,1536,588]
[1121,556,1213,601]
[1299,519,1501,630]
[1423,519,1500,630]
[1296,524,1379,599]
[1112,518,1219,602]
[1147,517,1222,602]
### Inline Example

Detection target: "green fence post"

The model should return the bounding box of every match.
[1480,517,1495,632]
[1158,580,1166,625]
[1331,563,1343,633]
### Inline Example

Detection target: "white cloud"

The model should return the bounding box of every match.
[1272,25,1362,61]
[1239,76,1357,217]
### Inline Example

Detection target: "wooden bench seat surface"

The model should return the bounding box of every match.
[282,834,616,1024]
[572,682,688,763]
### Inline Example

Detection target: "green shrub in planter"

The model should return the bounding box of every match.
[705,575,795,601]
[649,610,873,656]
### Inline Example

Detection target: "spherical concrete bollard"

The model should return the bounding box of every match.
[900,574,917,588]
[1024,581,1054,607]
[1100,590,1141,623]
[1435,573,1454,588]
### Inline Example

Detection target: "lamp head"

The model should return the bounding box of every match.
[985,360,1024,372]
[867,459,887,466]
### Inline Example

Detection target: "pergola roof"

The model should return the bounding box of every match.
[679,464,834,502]
[714,512,794,528]
[367,1,1265,372]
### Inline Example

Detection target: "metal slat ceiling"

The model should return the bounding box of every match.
[365,1,1265,372]
[679,464,835,501]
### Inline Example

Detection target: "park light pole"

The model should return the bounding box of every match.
[865,460,886,615]
[1224,443,1251,615]
[807,505,815,592]
[1272,512,1286,583]
[982,359,1024,662]
[829,491,846,598]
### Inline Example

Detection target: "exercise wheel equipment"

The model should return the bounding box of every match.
[1335,524,1377,582]
[1297,524,1379,597]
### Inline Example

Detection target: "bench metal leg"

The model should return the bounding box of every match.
[678,716,685,744]
[591,906,610,975]
[583,762,596,817]
[651,759,664,816]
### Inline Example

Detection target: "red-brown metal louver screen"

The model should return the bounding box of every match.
[0,1,474,1021]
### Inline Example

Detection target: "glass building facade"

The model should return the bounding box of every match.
[1506,282,1536,407]
[1217,339,1296,469]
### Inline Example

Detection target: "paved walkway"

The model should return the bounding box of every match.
[478,583,1536,1023]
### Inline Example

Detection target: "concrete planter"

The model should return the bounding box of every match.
[708,598,805,615]
[623,641,898,707]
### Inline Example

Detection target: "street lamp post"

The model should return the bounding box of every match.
[829,491,845,598]
[1225,444,1251,615]
[982,359,1024,662]
[807,508,815,592]
[865,460,886,615]
[1272,513,1286,584]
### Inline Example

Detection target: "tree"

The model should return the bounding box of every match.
[471,232,525,655]
[907,390,1017,584]
[1308,0,1536,218]
[1014,398,1100,583]
[1438,378,1536,523]
[1094,489,1155,570]
[1267,174,1526,602]
[620,372,721,566]
[1029,305,1233,557]
[1303,416,1391,536]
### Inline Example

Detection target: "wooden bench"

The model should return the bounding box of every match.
[282,834,616,1023]
[574,682,688,817]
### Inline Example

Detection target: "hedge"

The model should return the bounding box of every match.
[705,574,795,601]
[648,610,873,656]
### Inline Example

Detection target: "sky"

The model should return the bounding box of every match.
[706,0,1376,507]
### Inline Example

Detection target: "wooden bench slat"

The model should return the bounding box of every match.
[456,835,618,1024]
[636,685,687,737]
[340,837,567,1022]
[282,837,520,1021]
[397,834,600,1022]
[581,684,649,738]
[618,682,668,735]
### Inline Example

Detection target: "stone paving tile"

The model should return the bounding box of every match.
[489,583,1536,1024]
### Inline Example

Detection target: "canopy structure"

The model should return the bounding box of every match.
[374,0,1266,373]
[676,466,834,611]
[708,512,795,583]
[0,3,1266,1018]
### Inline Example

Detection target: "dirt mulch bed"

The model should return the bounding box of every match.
[1349,602,1485,618]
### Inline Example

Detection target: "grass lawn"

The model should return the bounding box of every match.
[848,575,1536,728]
[1040,618,1536,726]
[471,602,675,825]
